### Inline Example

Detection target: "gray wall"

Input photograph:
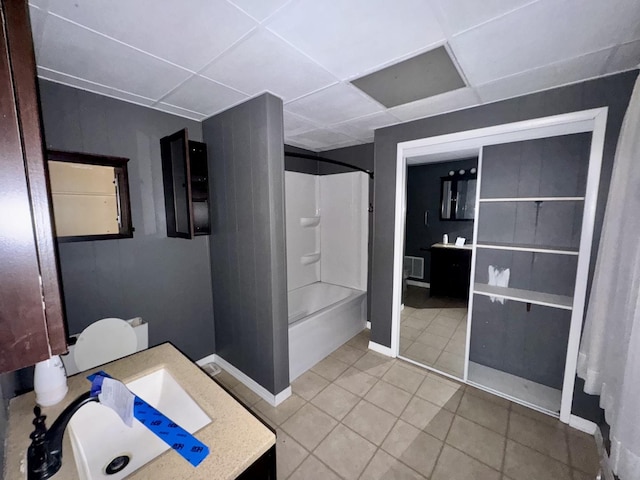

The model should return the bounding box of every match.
[38,80,215,361]
[405,158,477,282]
[204,93,289,395]
[370,70,638,347]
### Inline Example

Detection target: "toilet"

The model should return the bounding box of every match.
[62,317,149,375]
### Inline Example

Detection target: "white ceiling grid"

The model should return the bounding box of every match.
[29,0,640,151]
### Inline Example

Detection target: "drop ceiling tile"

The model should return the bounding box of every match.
[46,0,257,71]
[36,14,191,99]
[284,111,320,137]
[227,0,292,21]
[155,103,207,121]
[476,48,612,103]
[389,87,480,121]
[285,83,383,126]
[37,66,156,107]
[267,0,445,79]
[605,40,640,74]
[201,29,337,102]
[330,112,400,141]
[451,0,640,85]
[286,128,360,151]
[430,0,535,35]
[161,75,249,116]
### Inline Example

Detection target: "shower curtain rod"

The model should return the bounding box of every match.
[285,152,374,179]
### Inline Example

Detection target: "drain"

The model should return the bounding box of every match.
[105,455,130,475]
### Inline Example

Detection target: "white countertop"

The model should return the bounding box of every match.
[432,242,473,251]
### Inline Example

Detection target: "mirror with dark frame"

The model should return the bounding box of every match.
[440,171,477,221]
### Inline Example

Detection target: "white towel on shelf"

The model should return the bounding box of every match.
[488,265,510,304]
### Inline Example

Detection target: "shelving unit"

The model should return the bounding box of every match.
[475,242,578,255]
[478,197,584,203]
[474,283,573,310]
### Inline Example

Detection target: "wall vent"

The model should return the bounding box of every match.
[404,256,424,279]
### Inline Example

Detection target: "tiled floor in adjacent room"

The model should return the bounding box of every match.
[213,329,600,480]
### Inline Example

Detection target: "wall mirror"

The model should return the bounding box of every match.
[47,150,133,242]
[440,171,477,220]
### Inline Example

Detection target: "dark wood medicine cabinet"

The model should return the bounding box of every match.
[0,0,68,373]
[160,128,211,238]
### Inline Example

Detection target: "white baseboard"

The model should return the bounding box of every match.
[407,280,430,288]
[569,414,597,435]
[368,341,395,357]
[197,354,291,407]
[366,321,371,329]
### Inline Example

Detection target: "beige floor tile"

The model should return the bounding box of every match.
[400,324,423,341]
[443,336,466,355]
[410,308,441,321]
[424,322,456,338]
[288,455,341,480]
[342,400,397,445]
[346,330,370,351]
[433,351,465,378]
[281,403,338,450]
[310,383,359,421]
[381,420,443,477]
[402,306,417,317]
[276,430,308,479]
[335,366,378,396]
[415,375,464,412]
[572,468,597,480]
[360,449,427,480]
[439,307,468,321]
[404,342,442,365]
[402,316,434,331]
[431,445,501,480]
[503,440,572,480]
[567,429,600,476]
[291,370,330,401]
[231,383,261,406]
[213,369,240,389]
[446,416,506,470]
[509,402,560,426]
[314,424,376,480]
[508,411,568,463]
[457,391,509,435]
[330,344,366,365]
[354,351,395,377]
[311,355,350,381]
[464,385,511,408]
[431,314,461,330]
[400,396,454,440]
[253,394,306,427]
[382,363,425,394]
[364,380,412,416]
[414,331,450,350]
[400,339,413,354]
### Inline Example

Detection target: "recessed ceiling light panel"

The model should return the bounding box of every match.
[351,46,466,108]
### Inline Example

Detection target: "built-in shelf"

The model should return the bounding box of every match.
[479,197,585,202]
[468,362,561,415]
[300,216,321,228]
[473,283,573,310]
[475,242,579,256]
[300,253,321,265]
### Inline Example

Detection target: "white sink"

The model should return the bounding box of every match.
[68,368,211,480]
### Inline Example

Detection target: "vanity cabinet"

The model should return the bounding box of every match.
[160,129,211,238]
[430,244,472,299]
[0,0,67,373]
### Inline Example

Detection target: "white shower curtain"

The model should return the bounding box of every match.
[577,75,640,479]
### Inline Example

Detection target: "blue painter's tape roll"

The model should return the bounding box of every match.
[88,371,209,467]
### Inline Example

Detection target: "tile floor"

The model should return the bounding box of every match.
[400,286,468,378]
[213,329,600,480]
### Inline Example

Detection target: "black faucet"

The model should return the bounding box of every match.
[27,392,99,480]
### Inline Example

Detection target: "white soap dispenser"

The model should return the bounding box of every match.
[34,355,68,407]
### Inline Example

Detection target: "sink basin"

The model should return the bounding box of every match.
[68,368,211,480]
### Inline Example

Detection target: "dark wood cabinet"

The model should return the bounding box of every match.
[160,129,211,238]
[430,245,472,299]
[0,0,67,373]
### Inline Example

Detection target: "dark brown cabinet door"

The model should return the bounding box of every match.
[0,0,66,373]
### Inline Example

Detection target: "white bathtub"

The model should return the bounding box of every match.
[288,282,367,381]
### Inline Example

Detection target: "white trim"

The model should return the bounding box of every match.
[560,107,608,423]
[391,107,609,424]
[569,415,597,435]
[479,196,584,202]
[406,280,430,288]
[198,354,292,407]
[475,243,579,256]
[368,341,395,357]
[366,321,371,329]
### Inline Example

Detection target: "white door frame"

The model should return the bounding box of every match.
[389,107,608,423]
